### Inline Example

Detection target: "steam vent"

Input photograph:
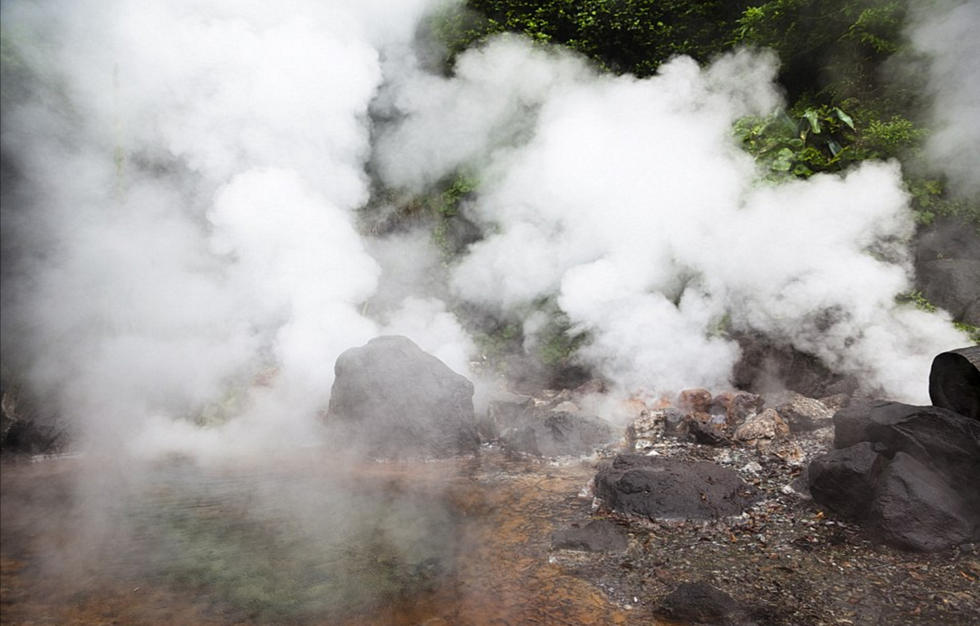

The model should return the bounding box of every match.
[929,345,980,419]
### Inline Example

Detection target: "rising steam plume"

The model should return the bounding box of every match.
[0,0,970,455]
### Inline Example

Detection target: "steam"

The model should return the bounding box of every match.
[906,0,980,198]
[0,0,463,454]
[0,0,971,461]
[377,38,966,402]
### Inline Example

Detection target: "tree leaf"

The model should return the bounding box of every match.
[803,109,821,134]
[835,107,855,130]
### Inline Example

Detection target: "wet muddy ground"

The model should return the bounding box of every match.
[1,444,978,625]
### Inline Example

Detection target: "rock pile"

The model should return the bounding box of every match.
[626,388,831,464]
[486,391,615,458]
[807,345,980,551]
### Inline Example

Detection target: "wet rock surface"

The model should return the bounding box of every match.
[547,421,980,625]
[551,519,629,553]
[325,335,479,458]
[594,454,760,520]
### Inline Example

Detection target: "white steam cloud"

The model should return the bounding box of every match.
[0,1,970,459]
[907,0,980,198]
[377,39,966,402]
[1,0,468,454]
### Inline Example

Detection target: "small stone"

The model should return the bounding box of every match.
[551,519,629,553]
[734,408,789,446]
[712,391,764,426]
[771,440,806,467]
[658,581,738,624]
[677,388,713,413]
[552,400,580,414]
[777,393,834,432]
[686,411,729,446]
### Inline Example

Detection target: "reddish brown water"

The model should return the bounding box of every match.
[1,451,645,625]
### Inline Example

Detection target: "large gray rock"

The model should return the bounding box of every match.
[325,336,479,458]
[594,455,759,520]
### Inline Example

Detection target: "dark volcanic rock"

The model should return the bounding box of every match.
[500,410,613,457]
[677,388,713,413]
[872,452,976,552]
[917,259,980,325]
[776,392,834,432]
[807,442,883,520]
[686,412,730,446]
[551,519,628,553]
[710,391,764,426]
[658,581,738,624]
[731,331,859,398]
[325,335,479,458]
[810,400,980,551]
[833,401,980,493]
[914,217,980,325]
[929,346,980,419]
[595,455,759,520]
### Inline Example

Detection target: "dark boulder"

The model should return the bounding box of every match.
[914,216,980,325]
[807,442,883,520]
[929,346,980,419]
[658,581,739,624]
[916,259,980,326]
[833,401,980,494]
[810,400,980,550]
[325,336,479,458]
[730,331,859,398]
[500,410,613,457]
[594,455,759,520]
[686,412,730,446]
[1,385,66,456]
[551,519,629,553]
[871,452,976,552]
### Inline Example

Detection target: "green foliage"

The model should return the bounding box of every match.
[435,0,752,76]
[735,0,908,102]
[735,105,864,177]
[897,291,980,342]
[906,178,980,228]
[532,302,588,368]
[896,289,937,313]
[430,172,480,255]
